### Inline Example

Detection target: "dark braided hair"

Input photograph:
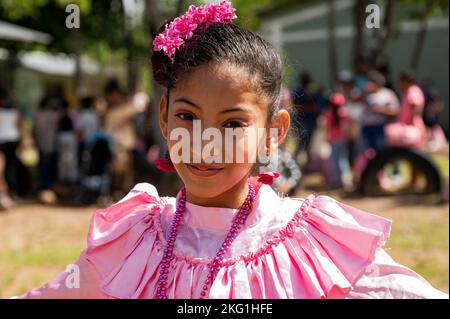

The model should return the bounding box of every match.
[151,23,283,121]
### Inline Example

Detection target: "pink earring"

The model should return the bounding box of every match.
[154,151,175,172]
[257,171,280,186]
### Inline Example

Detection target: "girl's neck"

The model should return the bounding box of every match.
[185,177,249,209]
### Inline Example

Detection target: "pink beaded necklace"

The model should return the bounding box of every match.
[154,183,257,299]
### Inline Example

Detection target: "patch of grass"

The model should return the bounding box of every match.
[369,204,449,293]
[386,212,449,251]
[0,244,82,267]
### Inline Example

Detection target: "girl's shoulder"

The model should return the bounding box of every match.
[286,192,392,237]
[85,183,169,249]
[251,192,394,297]
[260,191,393,261]
[83,183,171,281]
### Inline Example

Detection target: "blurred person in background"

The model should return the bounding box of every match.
[338,70,365,168]
[78,97,100,153]
[383,71,428,191]
[56,104,79,184]
[354,56,372,91]
[361,70,400,152]
[385,71,427,151]
[421,79,443,129]
[0,85,21,208]
[101,79,149,197]
[0,85,28,207]
[398,71,426,129]
[266,147,302,196]
[312,84,329,114]
[420,79,447,152]
[33,84,68,204]
[322,93,352,189]
[293,72,320,165]
[76,97,112,206]
[378,63,397,93]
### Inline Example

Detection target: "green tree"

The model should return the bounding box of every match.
[0,0,126,98]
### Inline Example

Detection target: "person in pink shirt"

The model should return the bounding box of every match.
[398,71,427,150]
[398,71,425,125]
[385,71,427,151]
[12,2,448,299]
[322,93,351,189]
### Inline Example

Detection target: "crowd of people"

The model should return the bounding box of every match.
[0,80,154,210]
[287,58,447,190]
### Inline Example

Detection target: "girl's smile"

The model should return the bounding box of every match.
[185,163,224,177]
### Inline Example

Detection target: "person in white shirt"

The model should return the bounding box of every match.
[361,71,400,151]
[0,86,23,209]
[78,97,100,146]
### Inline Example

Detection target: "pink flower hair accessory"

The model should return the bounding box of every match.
[153,1,237,60]
[257,171,280,186]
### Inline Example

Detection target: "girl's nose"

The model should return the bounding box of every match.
[191,136,223,164]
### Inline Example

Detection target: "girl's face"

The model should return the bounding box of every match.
[159,63,289,203]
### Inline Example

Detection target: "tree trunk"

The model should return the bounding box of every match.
[126,32,138,94]
[372,0,397,68]
[352,0,370,69]
[122,2,140,95]
[410,17,428,72]
[145,0,166,148]
[3,45,18,93]
[73,28,82,106]
[327,0,338,87]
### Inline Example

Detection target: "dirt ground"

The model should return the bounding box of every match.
[0,190,448,298]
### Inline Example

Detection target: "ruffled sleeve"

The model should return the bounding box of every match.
[299,194,392,292]
[222,193,393,299]
[225,193,446,299]
[345,248,448,299]
[301,196,447,299]
[84,183,167,298]
[12,183,166,299]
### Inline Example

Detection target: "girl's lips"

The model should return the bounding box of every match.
[185,164,224,177]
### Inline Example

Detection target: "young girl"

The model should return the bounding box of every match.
[14,2,447,299]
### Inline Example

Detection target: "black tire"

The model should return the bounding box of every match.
[358,147,442,196]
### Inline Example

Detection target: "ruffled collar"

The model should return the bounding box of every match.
[179,183,281,231]
[184,202,238,230]
[86,181,393,299]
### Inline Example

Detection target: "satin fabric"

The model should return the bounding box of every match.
[13,182,448,299]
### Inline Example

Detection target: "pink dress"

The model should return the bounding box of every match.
[398,85,425,126]
[400,85,427,149]
[13,182,448,299]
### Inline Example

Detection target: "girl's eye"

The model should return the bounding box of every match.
[223,120,246,128]
[176,113,195,121]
